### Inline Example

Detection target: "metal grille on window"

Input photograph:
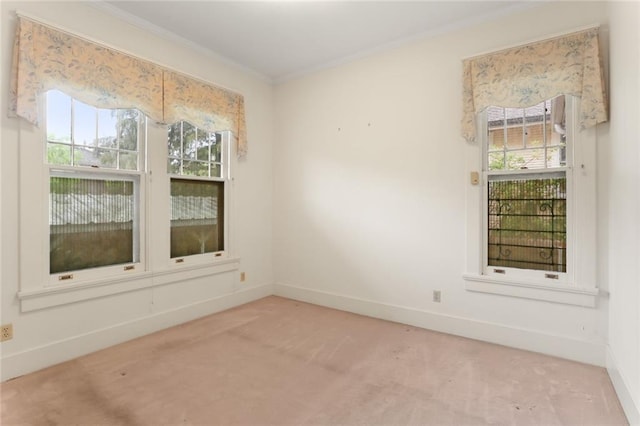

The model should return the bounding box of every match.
[488,175,566,272]
[49,177,135,273]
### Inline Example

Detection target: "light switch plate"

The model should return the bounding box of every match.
[470,171,480,185]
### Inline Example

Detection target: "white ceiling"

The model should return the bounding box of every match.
[98,1,535,83]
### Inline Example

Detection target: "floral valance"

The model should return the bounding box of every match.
[9,17,248,157]
[461,28,607,143]
[9,18,164,125]
[164,71,247,158]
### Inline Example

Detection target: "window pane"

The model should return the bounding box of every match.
[168,123,182,158]
[514,148,545,170]
[488,176,566,272]
[182,160,209,177]
[195,129,210,161]
[211,163,222,178]
[119,152,138,170]
[195,144,210,162]
[488,128,504,152]
[46,91,71,143]
[524,119,546,148]
[168,157,181,175]
[73,100,97,147]
[487,106,504,128]
[498,106,524,150]
[524,102,546,148]
[97,109,118,148]
[95,148,117,169]
[170,179,224,258]
[47,143,72,166]
[183,122,197,160]
[50,176,137,273]
[117,110,139,151]
[488,152,505,171]
[73,147,95,167]
[211,134,222,162]
[550,96,566,142]
[504,124,524,151]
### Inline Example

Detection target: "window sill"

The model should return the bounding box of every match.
[18,257,241,312]
[463,273,599,307]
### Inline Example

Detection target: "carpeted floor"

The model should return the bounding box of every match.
[0,296,628,425]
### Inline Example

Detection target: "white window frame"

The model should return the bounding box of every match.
[17,92,148,289]
[463,95,599,307]
[16,97,239,313]
[47,166,145,285]
[166,126,233,268]
[44,93,147,284]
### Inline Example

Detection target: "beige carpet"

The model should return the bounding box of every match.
[0,296,628,425]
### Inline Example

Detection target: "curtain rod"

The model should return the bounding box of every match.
[13,9,244,97]
[462,23,601,61]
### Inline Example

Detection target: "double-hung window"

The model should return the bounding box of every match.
[484,96,569,279]
[465,94,598,306]
[167,122,229,262]
[461,29,605,306]
[11,18,246,311]
[46,90,145,280]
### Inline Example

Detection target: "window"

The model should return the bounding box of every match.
[464,95,598,306]
[485,97,568,276]
[167,122,229,260]
[46,90,144,278]
[461,29,605,306]
[16,93,239,312]
[11,20,244,311]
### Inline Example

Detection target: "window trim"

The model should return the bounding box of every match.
[16,94,240,312]
[17,257,241,312]
[463,273,599,307]
[47,166,145,285]
[464,95,599,307]
[42,91,148,285]
[166,128,233,268]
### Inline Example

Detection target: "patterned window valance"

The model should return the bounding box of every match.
[164,71,247,158]
[461,28,607,143]
[9,17,248,157]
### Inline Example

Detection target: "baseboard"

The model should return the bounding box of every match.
[3,282,614,386]
[607,346,640,425]
[1,283,273,381]
[274,283,606,367]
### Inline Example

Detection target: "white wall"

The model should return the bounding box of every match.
[274,2,611,366]
[0,2,273,380]
[605,2,640,423]
[1,1,638,422]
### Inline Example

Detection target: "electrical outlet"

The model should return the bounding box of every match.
[1,324,13,342]
[240,272,246,282]
[433,290,441,303]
